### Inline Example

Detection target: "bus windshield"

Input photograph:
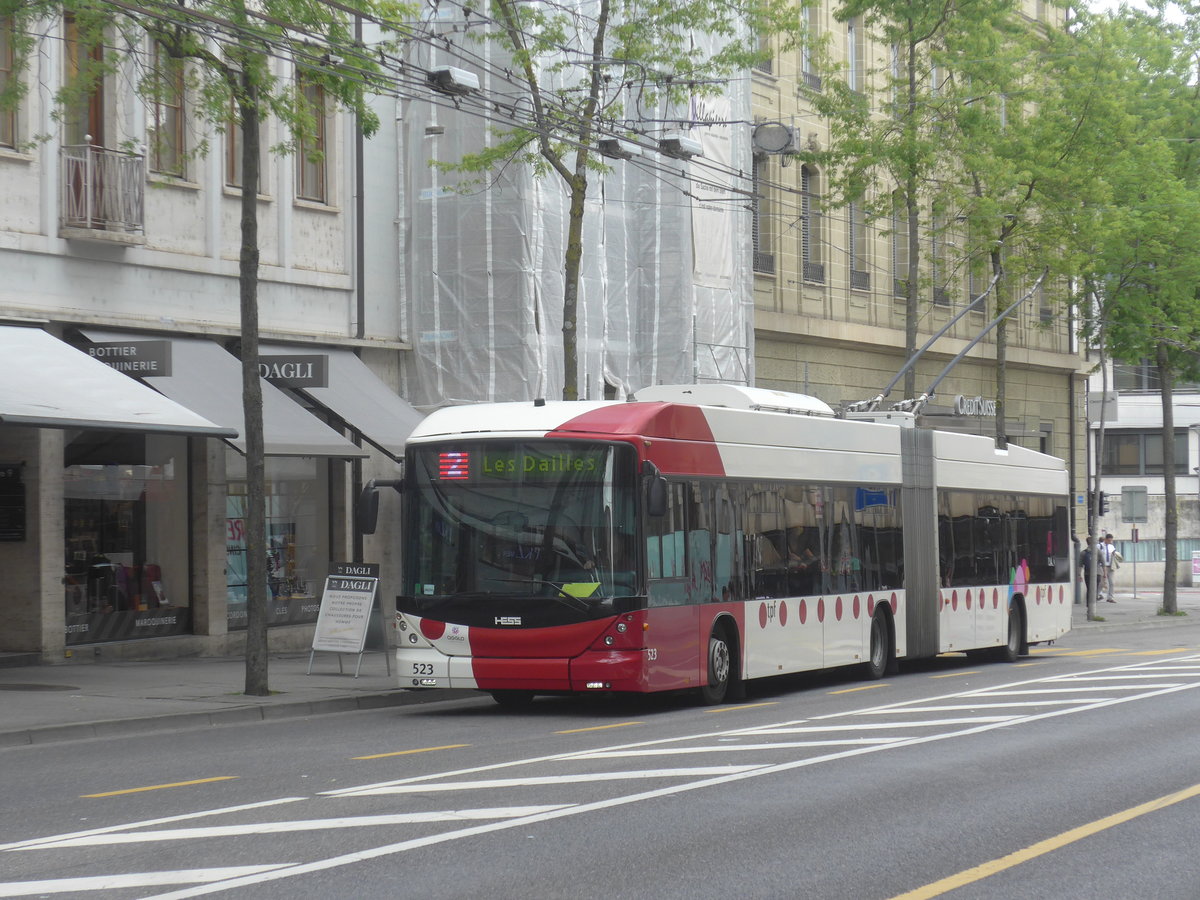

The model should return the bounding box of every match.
[404,441,639,612]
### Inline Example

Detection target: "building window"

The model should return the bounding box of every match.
[225,451,330,629]
[801,5,821,90]
[752,155,774,274]
[801,166,824,283]
[64,14,105,147]
[64,433,191,644]
[148,42,184,177]
[296,78,326,202]
[1,17,15,148]
[892,196,909,298]
[849,198,869,291]
[1101,431,1188,476]
[847,17,864,94]
[754,31,773,74]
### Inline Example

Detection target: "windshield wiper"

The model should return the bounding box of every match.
[494,577,598,613]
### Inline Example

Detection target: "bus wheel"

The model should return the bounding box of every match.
[864,612,888,680]
[490,690,535,708]
[700,632,731,705]
[996,606,1022,663]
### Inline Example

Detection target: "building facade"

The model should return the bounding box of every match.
[748,0,1087,528]
[0,14,417,662]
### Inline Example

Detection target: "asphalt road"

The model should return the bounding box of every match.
[3,618,1200,900]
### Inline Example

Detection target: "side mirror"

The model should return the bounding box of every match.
[356,475,404,536]
[357,480,382,535]
[643,461,667,518]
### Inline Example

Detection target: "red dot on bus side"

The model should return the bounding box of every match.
[759,602,768,629]
[853,595,861,619]
[799,599,808,625]
[966,590,973,610]
[780,601,788,627]
[890,594,898,614]
[420,619,446,640]
[818,598,825,623]
[835,597,843,621]
[952,590,958,612]
[867,595,875,617]
[993,588,1000,609]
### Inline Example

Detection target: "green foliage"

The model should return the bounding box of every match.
[0,0,416,152]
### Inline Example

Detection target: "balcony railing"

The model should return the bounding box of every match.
[851,269,871,291]
[803,261,826,284]
[61,143,145,234]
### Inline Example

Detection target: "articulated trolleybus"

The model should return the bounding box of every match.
[368,384,1072,706]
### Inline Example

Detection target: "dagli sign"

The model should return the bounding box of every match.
[954,394,997,417]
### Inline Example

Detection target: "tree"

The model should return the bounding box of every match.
[1,0,407,692]
[429,0,802,401]
[814,0,1027,402]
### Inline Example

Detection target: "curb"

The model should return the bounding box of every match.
[0,688,476,749]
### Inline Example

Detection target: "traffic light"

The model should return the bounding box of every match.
[1099,491,1109,515]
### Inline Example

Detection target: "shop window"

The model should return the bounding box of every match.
[63,432,190,644]
[225,450,329,630]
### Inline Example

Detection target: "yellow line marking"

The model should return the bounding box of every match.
[891,781,1200,899]
[1027,647,1058,655]
[555,722,643,734]
[1014,661,1045,667]
[1127,648,1191,656]
[931,670,981,679]
[829,683,890,695]
[353,744,469,760]
[1054,648,1125,657]
[703,702,779,714]
[81,777,238,798]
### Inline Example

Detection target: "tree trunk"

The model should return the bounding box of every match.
[1158,342,1178,615]
[562,171,586,401]
[903,36,920,400]
[238,77,269,696]
[991,248,1007,450]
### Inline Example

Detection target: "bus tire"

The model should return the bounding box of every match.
[996,605,1022,663]
[490,690,535,708]
[699,631,732,705]
[864,611,889,680]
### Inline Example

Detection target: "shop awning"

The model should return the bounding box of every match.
[261,346,422,460]
[0,326,236,437]
[82,332,367,458]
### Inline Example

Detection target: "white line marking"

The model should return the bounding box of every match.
[574,740,904,757]
[16,808,574,849]
[0,798,305,853]
[142,676,1200,898]
[745,717,1018,732]
[0,866,289,897]
[339,767,767,795]
[856,701,1088,713]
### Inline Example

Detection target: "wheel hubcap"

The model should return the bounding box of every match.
[710,639,730,686]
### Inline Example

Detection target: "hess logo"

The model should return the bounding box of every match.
[494,616,522,626]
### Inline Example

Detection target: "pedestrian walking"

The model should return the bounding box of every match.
[1101,533,1123,602]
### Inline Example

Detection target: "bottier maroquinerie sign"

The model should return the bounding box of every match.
[87,340,172,377]
[953,395,997,417]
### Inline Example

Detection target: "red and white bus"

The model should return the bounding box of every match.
[364,384,1073,706]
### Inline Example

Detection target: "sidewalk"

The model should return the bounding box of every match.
[1,589,1197,749]
[0,650,474,749]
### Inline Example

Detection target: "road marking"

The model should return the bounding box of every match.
[555,722,642,734]
[829,683,890,694]
[80,777,238,798]
[0,798,304,853]
[340,766,768,795]
[577,740,904,757]
[1055,648,1126,656]
[1127,648,1191,656]
[748,717,1017,732]
[890,781,1200,899]
[1013,661,1045,667]
[141,676,1200,900]
[18,808,574,848]
[353,744,468,760]
[703,701,779,713]
[930,670,981,679]
[0,866,289,897]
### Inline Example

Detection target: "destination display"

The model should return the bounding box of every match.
[429,444,607,483]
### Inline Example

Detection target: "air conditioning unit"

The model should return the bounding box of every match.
[752,122,796,155]
[428,66,480,96]
[598,139,642,160]
[658,133,703,161]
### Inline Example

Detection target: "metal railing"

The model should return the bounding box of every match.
[61,143,144,232]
